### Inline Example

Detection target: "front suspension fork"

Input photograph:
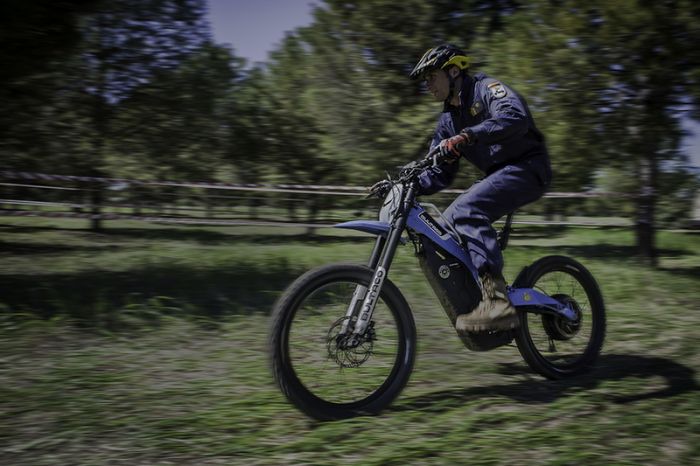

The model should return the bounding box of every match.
[341,182,417,339]
[338,235,385,335]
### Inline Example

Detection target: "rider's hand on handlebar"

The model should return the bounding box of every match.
[438,131,473,162]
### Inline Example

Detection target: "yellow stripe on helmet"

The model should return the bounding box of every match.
[441,55,471,70]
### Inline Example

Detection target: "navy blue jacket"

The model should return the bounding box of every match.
[418,72,551,195]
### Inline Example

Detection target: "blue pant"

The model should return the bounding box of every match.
[442,160,548,276]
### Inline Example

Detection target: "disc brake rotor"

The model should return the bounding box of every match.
[326,317,375,368]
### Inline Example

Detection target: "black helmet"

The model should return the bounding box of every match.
[409,44,471,80]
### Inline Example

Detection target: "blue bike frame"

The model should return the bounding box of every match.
[335,186,579,327]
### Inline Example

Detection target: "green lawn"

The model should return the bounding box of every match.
[1,217,698,465]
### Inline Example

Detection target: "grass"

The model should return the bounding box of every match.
[1,217,698,465]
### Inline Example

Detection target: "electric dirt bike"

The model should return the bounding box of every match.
[270,149,606,421]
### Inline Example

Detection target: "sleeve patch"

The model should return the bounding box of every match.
[470,101,484,116]
[487,82,507,99]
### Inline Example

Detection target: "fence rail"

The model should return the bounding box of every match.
[0,170,636,228]
[0,170,630,198]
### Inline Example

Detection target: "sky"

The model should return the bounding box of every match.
[206,0,699,169]
[207,0,316,65]
[681,119,700,170]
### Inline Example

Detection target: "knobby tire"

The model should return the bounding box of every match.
[269,263,416,420]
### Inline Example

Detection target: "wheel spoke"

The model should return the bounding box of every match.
[287,280,401,405]
[516,257,605,378]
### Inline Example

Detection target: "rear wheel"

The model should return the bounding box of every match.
[270,264,416,420]
[513,255,606,379]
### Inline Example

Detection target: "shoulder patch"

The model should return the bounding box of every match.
[487,81,507,99]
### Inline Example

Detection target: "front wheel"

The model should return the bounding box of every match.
[270,264,416,420]
[513,255,606,379]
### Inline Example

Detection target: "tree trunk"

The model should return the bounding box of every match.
[90,15,107,232]
[249,197,259,219]
[305,197,320,236]
[90,183,102,231]
[635,152,658,266]
[286,199,297,222]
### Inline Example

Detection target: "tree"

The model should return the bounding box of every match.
[0,0,100,172]
[591,0,700,264]
[263,34,332,224]
[473,0,700,263]
[0,0,99,86]
[78,0,210,228]
[109,42,238,181]
[472,2,608,192]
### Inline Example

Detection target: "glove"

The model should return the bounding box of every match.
[368,179,392,198]
[438,130,475,162]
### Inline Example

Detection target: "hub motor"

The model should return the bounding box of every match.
[542,294,582,340]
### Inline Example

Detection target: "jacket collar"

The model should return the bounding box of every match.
[442,73,480,113]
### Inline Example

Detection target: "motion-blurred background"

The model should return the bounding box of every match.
[1,1,698,465]
[2,0,699,247]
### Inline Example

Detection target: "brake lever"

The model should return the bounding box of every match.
[427,145,442,168]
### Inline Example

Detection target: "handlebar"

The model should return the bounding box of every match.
[424,145,444,168]
[409,145,446,171]
[427,144,442,158]
[367,145,446,198]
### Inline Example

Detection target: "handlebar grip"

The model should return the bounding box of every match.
[425,144,440,160]
[419,145,443,168]
[427,145,441,158]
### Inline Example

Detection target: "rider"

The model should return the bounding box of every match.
[409,44,551,332]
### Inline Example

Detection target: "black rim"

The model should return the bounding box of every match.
[280,274,407,409]
[523,265,598,372]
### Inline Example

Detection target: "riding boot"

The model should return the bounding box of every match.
[456,273,519,332]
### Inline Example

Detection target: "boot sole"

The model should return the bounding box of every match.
[456,315,520,333]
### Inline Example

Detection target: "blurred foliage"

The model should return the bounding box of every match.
[1,1,699,236]
[0,0,100,85]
